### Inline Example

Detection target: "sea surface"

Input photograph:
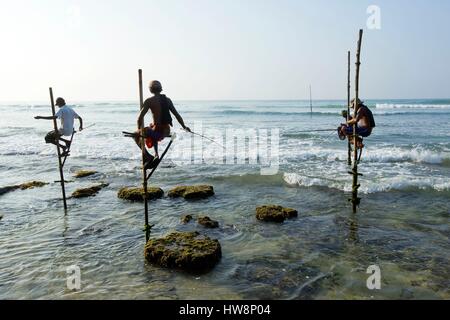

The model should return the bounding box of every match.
[0,99,449,299]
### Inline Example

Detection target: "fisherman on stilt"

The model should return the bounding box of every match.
[126,80,190,169]
[339,98,375,149]
[35,97,83,156]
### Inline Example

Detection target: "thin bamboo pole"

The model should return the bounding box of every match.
[49,87,67,211]
[352,29,363,213]
[138,69,150,242]
[347,51,352,166]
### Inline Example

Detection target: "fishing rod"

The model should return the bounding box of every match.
[185,129,226,149]
[82,123,96,130]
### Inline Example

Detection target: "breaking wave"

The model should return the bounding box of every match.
[283,172,450,194]
[284,145,450,166]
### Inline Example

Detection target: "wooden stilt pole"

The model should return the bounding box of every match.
[347,51,352,166]
[138,69,150,242]
[49,87,67,211]
[351,29,363,213]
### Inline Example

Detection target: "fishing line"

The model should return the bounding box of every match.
[185,129,226,149]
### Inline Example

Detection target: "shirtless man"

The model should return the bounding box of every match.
[340,98,376,147]
[133,80,190,165]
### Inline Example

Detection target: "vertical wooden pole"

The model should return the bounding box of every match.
[352,29,363,213]
[138,69,150,242]
[347,51,352,166]
[49,87,67,211]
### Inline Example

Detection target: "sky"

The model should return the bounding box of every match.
[0,0,449,101]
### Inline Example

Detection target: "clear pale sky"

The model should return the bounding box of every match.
[0,0,449,101]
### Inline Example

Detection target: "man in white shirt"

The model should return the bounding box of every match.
[35,97,83,155]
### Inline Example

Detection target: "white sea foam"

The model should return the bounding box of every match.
[284,145,449,165]
[283,172,450,194]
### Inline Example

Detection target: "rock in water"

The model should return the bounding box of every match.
[72,183,109,198]
[256,205,298,223]
[117,187,164,201]
[197,216,219,228]
[181,214,193,224]
[144,231,222,272]
[1,181,48,196]
[0,214,3,221]
[73,170,98,178]
[19,181,49,190]
[0,185,20,196]
[168,185,214,200]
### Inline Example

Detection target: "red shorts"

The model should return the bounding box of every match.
[144,125,165,148]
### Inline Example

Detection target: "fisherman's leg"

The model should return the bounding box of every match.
[133,130,142,148]
[60,137,71,145]
[153,142,159,158]
[45,130,58,144]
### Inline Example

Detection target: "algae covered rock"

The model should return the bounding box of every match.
[197,216,219,229]
[1,181,48,196]
[144,231,222,272]
[73,170,98,178]
[256,205,298,223]
[168,185,214,200]
[19,181,49,190]
[72,183,109,198]
[117,187,164,201]
[181,214,193,224]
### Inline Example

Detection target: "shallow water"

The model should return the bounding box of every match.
[0,100,449,299]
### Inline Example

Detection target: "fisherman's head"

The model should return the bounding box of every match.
[149,80,163,94]
[55,97,66,107]
[350,98,363,109]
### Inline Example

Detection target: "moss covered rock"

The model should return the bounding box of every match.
[19,181,48,190]
[256,205,298,223]
[1,181,48,196]
[181,214,193,224]
[198,216,219,228]
[73,170,98,178]
[144,231,222,272]
[72,183,109,198]
[168,185,214,200]
[117,187,164,201]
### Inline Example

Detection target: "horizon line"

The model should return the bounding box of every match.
[1,97,449,104]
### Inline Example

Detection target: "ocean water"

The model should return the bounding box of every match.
[0,99,449,299]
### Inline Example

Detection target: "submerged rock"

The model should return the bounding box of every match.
[0,214,3,221]
[197,216,219,228]
[168,185,214,200]
[0,181,48,196]
[72,183,109,198]
[117,187,164,201]
[73,170,98,178]
[144,231,221,272]
[0,185,20,196]
[181,214,193,224]
[256,205,298,223]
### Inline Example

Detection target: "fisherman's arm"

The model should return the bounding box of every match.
[168,100,191,132]
[78,116,83,131]
[347,113,361,125]
[137,102,150,129]
[34,116,56,120]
